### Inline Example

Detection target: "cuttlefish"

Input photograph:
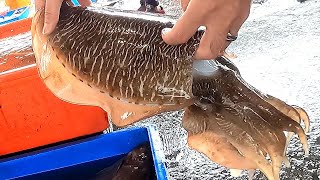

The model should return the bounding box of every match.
[31,3,310,180]
[94,143,155,180]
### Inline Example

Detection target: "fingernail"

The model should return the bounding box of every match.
[161,28,171,36]
[42,25,50,35]
[42,25,48,35]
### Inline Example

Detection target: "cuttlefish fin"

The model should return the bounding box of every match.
[107,99,194,127]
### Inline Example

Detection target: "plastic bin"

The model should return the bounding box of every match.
[0,18,31,39]
[1,37,109,156]
[0,126,169,180]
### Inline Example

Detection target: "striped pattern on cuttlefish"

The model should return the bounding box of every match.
[31,4,310,180]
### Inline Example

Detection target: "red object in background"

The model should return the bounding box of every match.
[0,19,109,156]
[0,18,32,39]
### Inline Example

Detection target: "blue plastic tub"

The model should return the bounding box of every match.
[0,6,30,26]
[0,126,169,180]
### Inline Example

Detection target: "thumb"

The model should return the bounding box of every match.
[162,11,202,45]
[43,0,64,35]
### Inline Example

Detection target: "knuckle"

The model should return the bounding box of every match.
[197,46,217,60]
[44,11,55,17]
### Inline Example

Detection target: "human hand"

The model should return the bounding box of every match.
[35,0,91,35]
[162,0,252,60]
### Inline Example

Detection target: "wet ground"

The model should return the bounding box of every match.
[0,0,319,179]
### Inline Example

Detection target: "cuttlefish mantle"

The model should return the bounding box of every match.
[32,4,201,126]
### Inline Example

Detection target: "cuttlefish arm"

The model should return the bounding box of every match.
[183,105,275,180]
[31,4,203,126]
[220,56,310,156]
[183,58,309,180]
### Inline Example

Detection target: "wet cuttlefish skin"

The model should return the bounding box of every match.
[31,4,310,180]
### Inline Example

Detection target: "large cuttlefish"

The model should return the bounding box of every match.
[31,3,310,180]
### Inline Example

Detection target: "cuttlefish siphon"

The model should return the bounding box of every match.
[31,3,310,180]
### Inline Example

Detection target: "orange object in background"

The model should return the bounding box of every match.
[0,18,32,39]
[5,0,31,10]
[0,22,109,156]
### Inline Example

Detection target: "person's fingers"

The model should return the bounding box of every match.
[223,20,241,55]
[194,14,232,60]
[229,0,251,35]
[35,0,45,11]
[78,0,92,7]
[194,28,227,60]
[222,0,251,54]
[162,5,204,45]
[43,0,64,35]
[180,0,190,11]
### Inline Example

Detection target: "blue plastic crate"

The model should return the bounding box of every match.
[0,126,169,180]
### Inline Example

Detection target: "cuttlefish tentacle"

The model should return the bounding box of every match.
[217,57,310,145]
[238,104,285,179]
[291,105,310,133]
[183,59,309,179]
[217,57,309,135]
[262,94,310,135]
[190,81,286,180]
[261,95,310,158]
[183,105,276,180]
[238,102,292,168]
[212,61,309,156]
